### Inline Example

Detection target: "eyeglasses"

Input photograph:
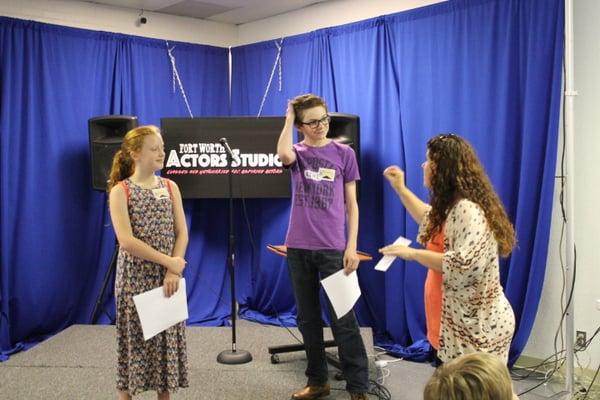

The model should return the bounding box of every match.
[301,115,331,129]
[436,133,458,140]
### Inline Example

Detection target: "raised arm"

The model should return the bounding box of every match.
[109,184,186,276]
[383,165,429,224]
[277,101,297,166]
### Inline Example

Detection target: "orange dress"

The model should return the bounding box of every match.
[424,230,444,350]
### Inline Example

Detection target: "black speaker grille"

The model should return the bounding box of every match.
[297,112,360,158]
[89,115,138,191]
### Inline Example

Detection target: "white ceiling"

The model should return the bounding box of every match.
[75,0,332,24]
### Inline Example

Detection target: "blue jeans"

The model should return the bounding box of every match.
[287,248,369,394]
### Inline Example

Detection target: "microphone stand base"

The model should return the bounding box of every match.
[217,349,253,365]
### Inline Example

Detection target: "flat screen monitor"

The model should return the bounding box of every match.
[161,117,290,199]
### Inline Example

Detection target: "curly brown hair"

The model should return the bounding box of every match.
[106,125,160,192]
[421,134,515,257]
[290,93,328,126]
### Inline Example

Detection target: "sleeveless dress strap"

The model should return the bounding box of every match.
[120,180,130,205]
[161,177,173,200]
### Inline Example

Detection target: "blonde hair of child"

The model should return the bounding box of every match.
[423,352,515,400]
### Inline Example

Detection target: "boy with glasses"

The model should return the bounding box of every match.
[277,94,369,400]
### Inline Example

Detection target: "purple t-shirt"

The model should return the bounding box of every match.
[284,140,360,251]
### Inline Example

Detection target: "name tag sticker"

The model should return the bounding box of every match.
[319,168,336,182]
[152,188,170,200]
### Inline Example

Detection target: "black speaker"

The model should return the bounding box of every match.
[89,115,138,191]
[329,112,360,160]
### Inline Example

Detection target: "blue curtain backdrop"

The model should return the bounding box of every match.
[230,0,564,365]
[0,18,230,360]
[1,0,564,366]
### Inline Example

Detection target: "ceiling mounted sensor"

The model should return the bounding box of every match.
[136,9,147,26]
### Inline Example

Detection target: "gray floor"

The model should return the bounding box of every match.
[0,321,374,399]
[0,321,577,399]
[378,354,573,400]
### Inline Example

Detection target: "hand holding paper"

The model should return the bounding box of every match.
[375,236,412,272]
[320,269,361,319]
[133,278,189,341]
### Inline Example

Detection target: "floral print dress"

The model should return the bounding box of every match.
[418,199,515,363]
[115,178,188,395]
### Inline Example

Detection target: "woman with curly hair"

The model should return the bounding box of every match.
[380,133,515,363]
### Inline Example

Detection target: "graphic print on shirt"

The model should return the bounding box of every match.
[295,157,337,210]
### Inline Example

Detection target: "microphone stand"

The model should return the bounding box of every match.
[217,138,252,365]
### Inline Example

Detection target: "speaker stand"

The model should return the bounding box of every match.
[89,242,118,324]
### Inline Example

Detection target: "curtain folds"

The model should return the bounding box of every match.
[1,0,563,366]
[0,18,230,359]
[231,0,563,365]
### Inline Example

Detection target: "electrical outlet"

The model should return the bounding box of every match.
[575,330,587,350]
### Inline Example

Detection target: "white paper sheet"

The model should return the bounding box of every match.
[132,278,188,341]
[320,270,361,319]
[374,236,413,272]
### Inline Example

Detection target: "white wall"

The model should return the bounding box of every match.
[522,0,600,371]
[236,0,443,46]
[2,0,598,372]
[0,0,442,47]
[0,0,237,47]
